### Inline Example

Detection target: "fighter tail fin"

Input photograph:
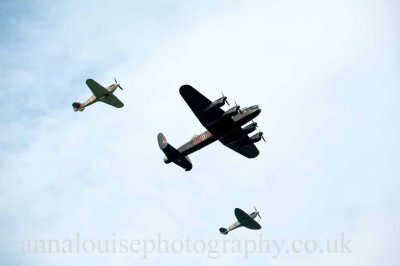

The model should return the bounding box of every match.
[157,133,192,171]
[219,228,229,235]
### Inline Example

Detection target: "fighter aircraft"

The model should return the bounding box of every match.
[72,78,124,112]
[157,85,264,171]
[219,207,262,235]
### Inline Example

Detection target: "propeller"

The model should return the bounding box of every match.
[234,100,243,114]
[257,128,266,143]
[254,206,262,219]
[252,120,258,128]
[221,91,230,106]
[114,77,124,90]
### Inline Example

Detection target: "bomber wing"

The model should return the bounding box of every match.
[225,144,259,158]
[219,128,260,158]
[179,85,224,129]
[234,208,261,230]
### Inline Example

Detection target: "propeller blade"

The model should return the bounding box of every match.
[254,207,261,219]
[235,101,243,114]
[221,91,230,106]
[256,129,266,142]
[114,77,123,90]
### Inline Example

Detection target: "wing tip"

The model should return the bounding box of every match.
[248,150,260,158]
[179,84,195,95]
[234,207,243,215]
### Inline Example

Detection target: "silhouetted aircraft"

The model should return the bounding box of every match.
[220,207,262,235]
[72,78,124,112]
[158,85,264,171]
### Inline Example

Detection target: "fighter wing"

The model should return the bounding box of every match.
[86,79,109,98]
[219,128,260,158]
[234,208,261,230]
[179,85,224,128]
[100,94,124,108]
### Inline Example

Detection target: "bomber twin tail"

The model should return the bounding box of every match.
[72,78,124,112]
[158,85,265,171]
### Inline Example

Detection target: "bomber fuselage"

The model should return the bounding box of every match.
[172,104,262,159]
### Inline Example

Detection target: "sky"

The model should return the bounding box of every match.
[0,0,399,265]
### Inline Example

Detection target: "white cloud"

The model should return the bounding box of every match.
[1,0,399,265]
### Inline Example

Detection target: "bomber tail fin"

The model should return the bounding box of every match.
[158,133,192,171]
[219,228,229,235]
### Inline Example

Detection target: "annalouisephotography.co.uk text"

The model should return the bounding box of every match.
[22,233,353,259]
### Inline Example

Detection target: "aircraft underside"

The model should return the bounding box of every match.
[158,85,264,171]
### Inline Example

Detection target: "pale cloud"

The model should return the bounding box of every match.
[0,0,399,265]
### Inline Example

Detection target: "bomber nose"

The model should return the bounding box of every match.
[253,105,261,113]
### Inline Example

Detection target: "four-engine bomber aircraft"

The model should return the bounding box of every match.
[219,207,262,235]
[72,78,124,112]
[158,85,264,171]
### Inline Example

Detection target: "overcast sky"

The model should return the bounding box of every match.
[0,0,399,265]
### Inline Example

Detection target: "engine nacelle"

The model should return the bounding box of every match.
[242,122,257,135]
[249,132,264,144]
[204,97,227,111]
[222,105,240,118]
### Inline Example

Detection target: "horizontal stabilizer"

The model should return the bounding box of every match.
[219,228,229,235]
[72,102,84,112]
[173,156,192,171]
[157,133,192,171]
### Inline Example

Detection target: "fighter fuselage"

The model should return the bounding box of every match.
[227,211,260,232]
[73,83,120,112]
